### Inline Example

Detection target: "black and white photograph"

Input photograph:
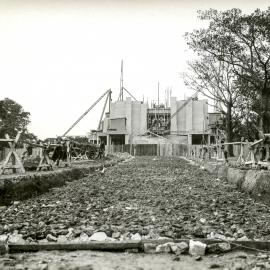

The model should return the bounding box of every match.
[0,0,270,269]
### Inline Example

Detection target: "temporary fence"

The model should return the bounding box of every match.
[106,141,270,170]
[106,143,243,158]
[0,132,102,175]
[0,147,42,162]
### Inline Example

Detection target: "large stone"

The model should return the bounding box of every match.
[57,235,68,242]
[204,163,219,174]
[218,166,228,180]
[9,233,25,244]
[189,240,206,256]
[112,232,121,239]
[0,234,8,244]
[242,170,270,196]
[207,242,231,254]
[156,243,171,253]
[227,168,246,188]
[79,232,90,242]
[89,232,107,241]
[46,234,57,242]
[144,243,157,254]
[131,233,142,241]
[170,242,189,255]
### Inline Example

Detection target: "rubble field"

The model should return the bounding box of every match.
[1,156,270,269]
[1,156,270,242]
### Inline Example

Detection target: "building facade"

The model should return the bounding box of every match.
[89,96,216,145]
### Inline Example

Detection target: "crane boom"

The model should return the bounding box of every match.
[63,89,111,137]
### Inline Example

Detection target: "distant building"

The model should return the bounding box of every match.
[89,96,221,145]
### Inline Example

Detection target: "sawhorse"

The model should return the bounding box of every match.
[0,132,25,175]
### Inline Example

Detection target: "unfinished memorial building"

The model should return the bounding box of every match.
[89,95,219,146]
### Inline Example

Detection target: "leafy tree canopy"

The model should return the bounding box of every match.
[0,98,37,145]
[185,8,270,133]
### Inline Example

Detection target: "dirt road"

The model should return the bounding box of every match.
[1,156,270,269]
[1,249,269,270]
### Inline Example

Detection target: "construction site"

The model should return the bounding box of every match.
[1,2,270,268]
[88,63,220,148]
[0,59,270,270]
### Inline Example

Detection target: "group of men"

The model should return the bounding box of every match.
[21,138,106,167]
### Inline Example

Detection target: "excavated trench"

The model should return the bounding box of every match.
[199,160,270,206]
[0,154,127,206]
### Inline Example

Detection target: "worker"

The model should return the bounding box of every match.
[22,143,33,160]
[97,141,105,159]
[220,138,228,163]
[52,138,63,166]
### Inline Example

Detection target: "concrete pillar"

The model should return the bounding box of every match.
[125,135,129,144]
[186,100,193,132]
[170,97,177,134]
[188,134,192,145]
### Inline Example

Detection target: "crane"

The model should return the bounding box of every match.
[62,89,111,137]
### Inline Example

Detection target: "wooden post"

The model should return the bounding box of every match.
[36,142,52,172]
[0,132,25,175]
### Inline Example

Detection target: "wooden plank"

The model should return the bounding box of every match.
[2,165,23,170]
[0,139,14,142]
[9,241,142,253]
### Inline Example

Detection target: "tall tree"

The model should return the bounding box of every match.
[183,55,242,154]
[185,8,270,133]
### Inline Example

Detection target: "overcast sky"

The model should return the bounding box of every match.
[0,0,269,139]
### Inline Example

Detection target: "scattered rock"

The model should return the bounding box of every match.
[0,234,8,244]
[79,232,89,242]
[237,229,245,238]
[38,221,46,229]
[207,242,231,254]
[1,156,270,249]
[112,232,121,239]
[131,233,141,241]
[156,243,171,253]
[232,262,245,270]
[89,232,107,241]
[169,242,189,255]
[157,236,173,241]
[8,234,25,244]
[257,253,268,259]
[0,206,7,211]
[57,235,68,242]
[46,234,57,242]
[189,240,206,256]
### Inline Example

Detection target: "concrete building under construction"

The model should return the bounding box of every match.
[89,95,218,146]
[88,61,220,146]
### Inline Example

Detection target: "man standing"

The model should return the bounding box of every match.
[97,141,105,159]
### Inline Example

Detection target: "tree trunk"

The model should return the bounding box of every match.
[226,102,234,156]
[262,91,270,133]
